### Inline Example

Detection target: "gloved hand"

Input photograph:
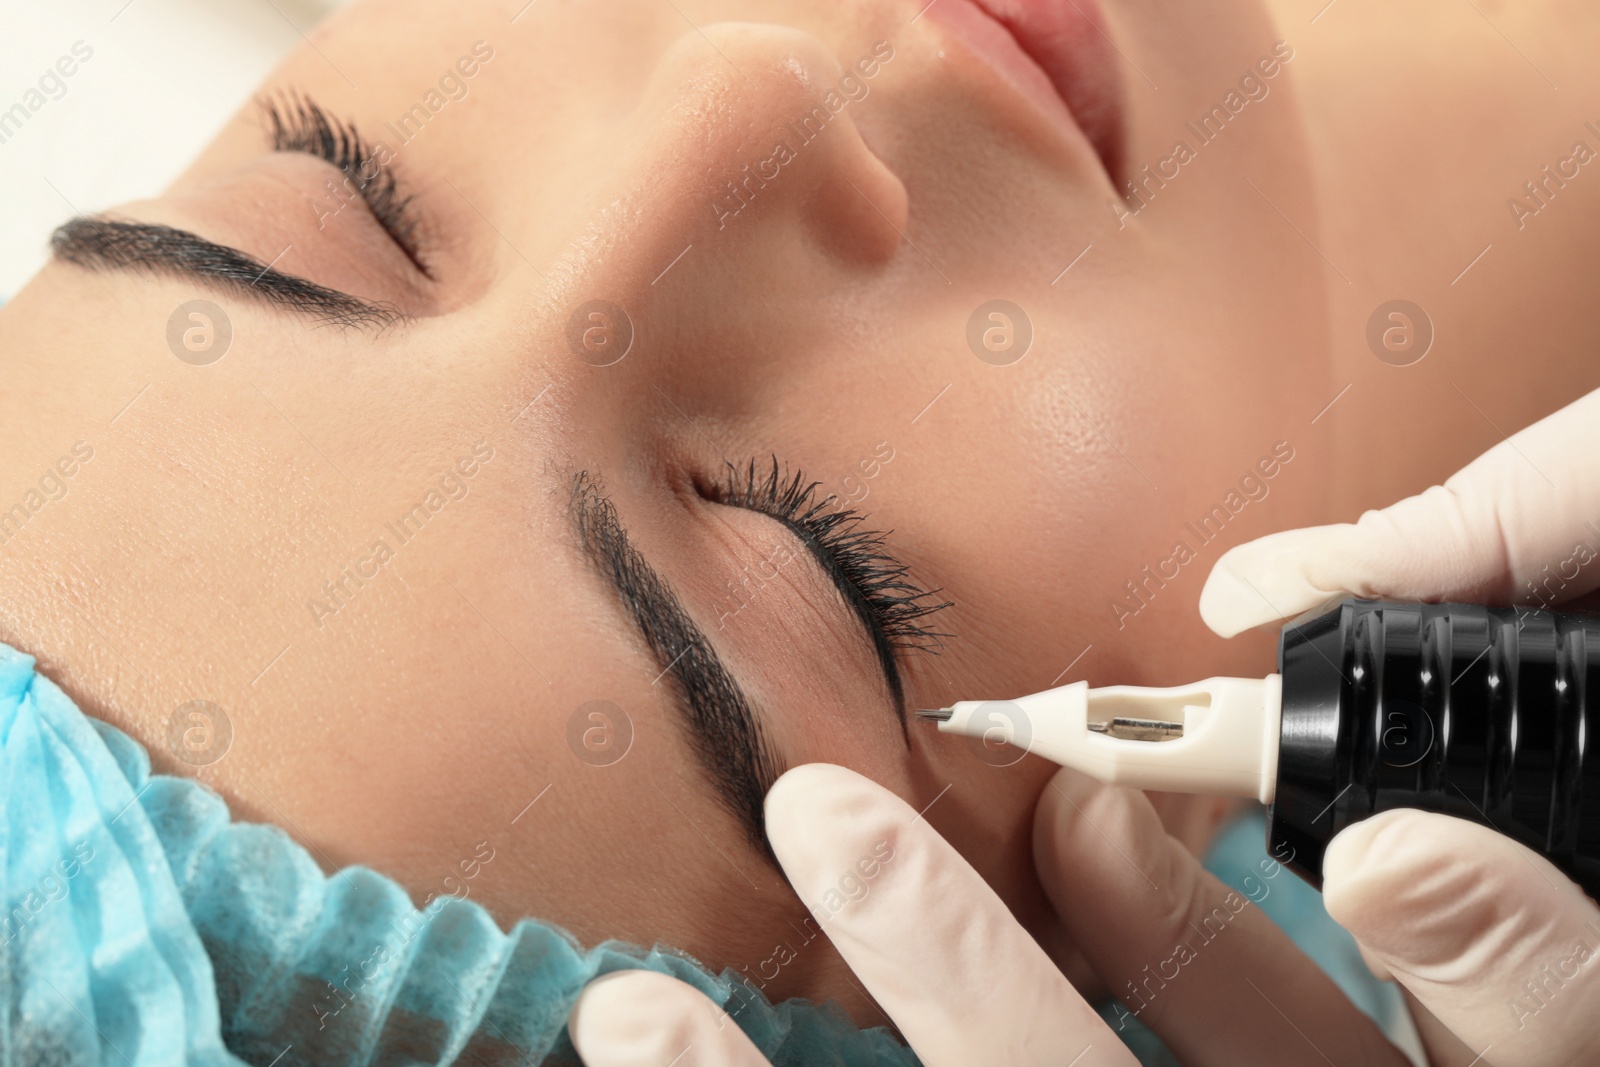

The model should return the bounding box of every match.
[1199,385,1600,638]
[568,763,1410,1066]
[1200,385,1600,1065]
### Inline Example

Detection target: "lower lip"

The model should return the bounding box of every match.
[925,0,1125,182]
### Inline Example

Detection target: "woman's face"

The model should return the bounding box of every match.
[0,0,1328,1018]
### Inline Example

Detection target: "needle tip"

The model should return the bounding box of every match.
[915,707,954,722]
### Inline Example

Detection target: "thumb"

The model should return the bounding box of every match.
[1322,810,1600,1066]
[765,763,1133,1067]
[1200,386,1600,638]
[569,971,774,1067]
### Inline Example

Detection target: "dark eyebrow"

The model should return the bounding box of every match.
[49,217,402,331]
[570,471,781,856]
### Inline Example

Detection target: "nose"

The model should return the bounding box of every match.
[547,22,909,310]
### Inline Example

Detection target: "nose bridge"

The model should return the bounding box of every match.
[546,22,908,311]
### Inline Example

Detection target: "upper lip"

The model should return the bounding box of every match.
[927,0,1126,184]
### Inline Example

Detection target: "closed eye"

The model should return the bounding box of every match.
[262,92,431,278]
[704,456,952,728]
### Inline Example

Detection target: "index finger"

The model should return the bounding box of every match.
[1201,385,1600,637]
[764,763,1138,1067]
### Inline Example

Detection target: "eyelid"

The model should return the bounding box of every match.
[710,458,952,654]
[705,457,952,727]
[261,92,431,278]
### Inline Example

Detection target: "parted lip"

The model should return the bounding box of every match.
[926,0,1126,184]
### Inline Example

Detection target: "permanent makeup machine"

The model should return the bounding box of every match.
[920,599,1600,895]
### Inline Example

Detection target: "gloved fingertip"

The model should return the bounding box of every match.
[1200,526,1353,637]
[1320,809,1600,1064]
[567,968,634,1033]
[1320,809,1424,926]
[1320,810,1539,975]
[568,971,683,1063]
[762,762,842,827]
[571,970,766,1067]
[763,763,908,905]
[1198,556,1280,638]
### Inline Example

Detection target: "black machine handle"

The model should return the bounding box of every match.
[1270,598,1600,898]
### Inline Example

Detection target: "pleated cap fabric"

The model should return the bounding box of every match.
[0,643,918,1067]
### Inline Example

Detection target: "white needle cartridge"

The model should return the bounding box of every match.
[917,674,1283,804]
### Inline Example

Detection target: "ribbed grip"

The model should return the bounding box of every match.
[1269,598,1600,898]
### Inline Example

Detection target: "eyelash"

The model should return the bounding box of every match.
[261,93,429,276]
[712,457,953,657]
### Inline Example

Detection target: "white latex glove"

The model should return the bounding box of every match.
[1321,810,1600,1065]
[1199,384,1600,1064]
[569,763,1133,1067]
[570,764,1410,1067]
[1199,385,1600,638]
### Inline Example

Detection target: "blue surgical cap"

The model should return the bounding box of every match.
[0,641,918,1066]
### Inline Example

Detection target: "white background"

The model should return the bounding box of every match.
[0,0,345,299]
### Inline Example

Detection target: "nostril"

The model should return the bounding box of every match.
[809,144,909,264]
